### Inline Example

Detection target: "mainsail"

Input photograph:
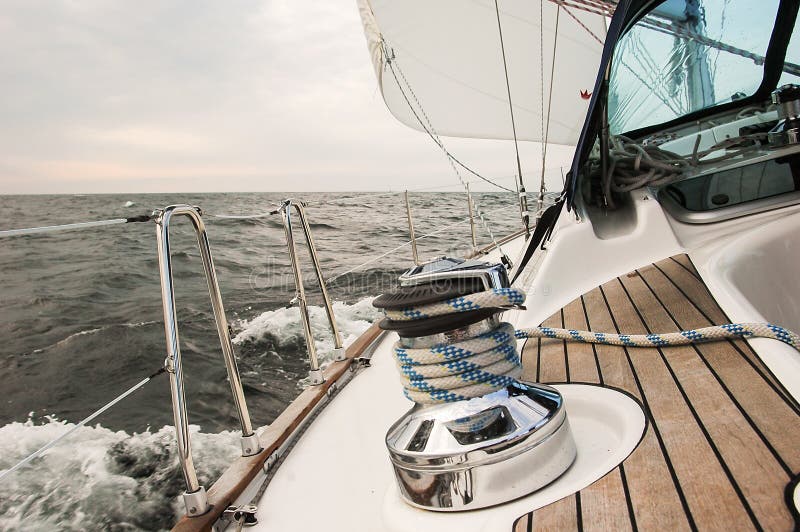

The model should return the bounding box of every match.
[357,0,611,146]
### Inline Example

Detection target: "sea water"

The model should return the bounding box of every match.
[0,191,523,530]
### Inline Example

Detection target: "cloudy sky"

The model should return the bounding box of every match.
[0,0,574,194]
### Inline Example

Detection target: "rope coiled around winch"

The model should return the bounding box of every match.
[384,287,526,322]
[387,288,800,405]
[396,321,522,404]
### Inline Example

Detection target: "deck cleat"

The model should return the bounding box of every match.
[374,257,576,511]
[768,84,800,147]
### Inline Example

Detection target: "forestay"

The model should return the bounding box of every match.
[357,0,609,145]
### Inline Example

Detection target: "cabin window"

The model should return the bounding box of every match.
[778,25,800,86]
[608,0,780,134]
[660,155,800,213]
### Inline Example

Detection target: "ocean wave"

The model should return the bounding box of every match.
[30,321,161,355]
[232,297,381,370]
[0,419,240,531]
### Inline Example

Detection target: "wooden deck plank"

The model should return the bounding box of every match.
[625,269,793,529]
[532,494,578,532]
[513,513,531,532]
[578,469,633,532]
[652,258,728,324]
[639,264,800,473]
[669,254,697,275]
[603,276,754,530]
[562,297,600,384]
[521,254,798,531]
[520,337,539,383]
[589,283,692,530]
[654,257,800,414]
[538,311,567,383]
[582,287,638,398]
[653,257,792,400]
[616,427,693,530]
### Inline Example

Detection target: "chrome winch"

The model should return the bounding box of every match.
[373,257,576,511]
[768,83,800,147]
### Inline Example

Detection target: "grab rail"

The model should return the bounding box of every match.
[278,199,344,385]
[153,205,261,518]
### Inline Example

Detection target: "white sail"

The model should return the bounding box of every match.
[357,0,609,145]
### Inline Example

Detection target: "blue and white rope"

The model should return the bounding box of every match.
[515,322,800,351]
[385,288,526,322]
[394,321,522,404]
[386,288,800,405]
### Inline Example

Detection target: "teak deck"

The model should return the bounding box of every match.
[515,255,800,531]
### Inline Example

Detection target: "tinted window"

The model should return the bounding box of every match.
[609,0,780,134]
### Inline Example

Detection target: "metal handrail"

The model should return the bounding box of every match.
[153,204,261,518]
[278,199,344,385]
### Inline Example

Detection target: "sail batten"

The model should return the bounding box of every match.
[357,0,609,145]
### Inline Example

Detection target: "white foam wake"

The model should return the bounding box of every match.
[232,297,382,369]
[0,299,383,529]
[0,419,239,531]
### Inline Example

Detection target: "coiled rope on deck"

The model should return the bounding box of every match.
[515,323,800,350]
[388,288,800,405]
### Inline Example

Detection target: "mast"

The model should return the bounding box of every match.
[683,0,715,109]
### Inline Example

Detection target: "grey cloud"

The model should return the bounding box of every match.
[0,0,573,193]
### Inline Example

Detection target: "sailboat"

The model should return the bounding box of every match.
[167,0,800,529]
[4,0,798,529]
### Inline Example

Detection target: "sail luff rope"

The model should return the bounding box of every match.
[493,0,530,234]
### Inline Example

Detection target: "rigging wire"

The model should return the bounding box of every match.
[639,17,800,77]
[0,367,166,482]
[540,3,561,211]
[493,0,530,233]
[555,1,604,44]
[0,214,153,239]
[310,181,497,205]
[205,181,522,220]
[327,204,523,285]
[379,46,514,194]
[381,41,513,262]
[493,0,526,191]
[557,0,800,76]
[208,210,278,220]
